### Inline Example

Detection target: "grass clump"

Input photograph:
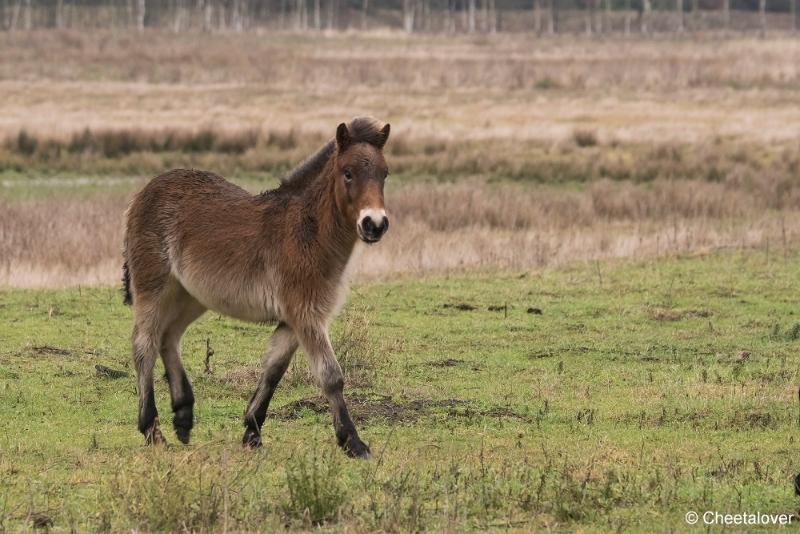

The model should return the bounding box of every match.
[283,448,349,526]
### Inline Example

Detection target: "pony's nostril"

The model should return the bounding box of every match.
[380,216,389,233]
[362,216,376,234]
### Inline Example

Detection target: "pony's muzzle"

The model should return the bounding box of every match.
[358,209,389,243]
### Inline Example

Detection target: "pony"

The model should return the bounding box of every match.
[122,117,390,458]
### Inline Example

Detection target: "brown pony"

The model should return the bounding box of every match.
[122,117,390,458]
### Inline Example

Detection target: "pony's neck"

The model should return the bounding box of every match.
[303,156,358,275]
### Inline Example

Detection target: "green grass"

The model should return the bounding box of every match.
[1,251,799,531]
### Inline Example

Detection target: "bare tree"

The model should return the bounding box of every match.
[10,0,21,32]
[722,0,729,30]
[445,0,455,32]
[584,0,592,35]
[203,0,213,31]
[403,0,414,31]
[792,0,797,32]
[677,0,684,32]
[641,0,651,34]
[759,0,766,36]
[326,0,334,30]
[136,0,145,31]
[548,0,556,33]
[23,0,31,30]
[55,0,66,28]
[361,0,367,29]
[467,0,475,32]
[625,0,632,35]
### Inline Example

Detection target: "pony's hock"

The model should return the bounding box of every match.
[122,117,391,459]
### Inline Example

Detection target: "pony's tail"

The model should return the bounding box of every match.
[122,255,133,306]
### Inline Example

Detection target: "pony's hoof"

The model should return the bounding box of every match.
[173,407,193,444]
[144,425,167,446]
[175,426,191,445]
[343,437,371,460]
[242,428,262,449]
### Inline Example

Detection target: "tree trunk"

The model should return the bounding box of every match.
[677,0,684,32]
[360,0,367,29]
[56,0,65,28]
[23,0,30,30]
[137,0,145,31]
[548,0,555,33]
[604,0,611,33]
[792,0,797,32]
[10,0,21,32]
[446,0,455,32]
[641,0,650,34]
[722,0,729,30]
[585,0,592,35]
[624,0,631,35]
[403,0,415,31]
[468,0,475,32]
[759,0,766,36]
[204,0,213,31]
[488,0,496,32]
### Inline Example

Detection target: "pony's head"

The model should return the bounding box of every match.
[333,117,391,244]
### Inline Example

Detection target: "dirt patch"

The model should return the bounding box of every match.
[32,345,70,356]
[442,303,476,311]
[273,394,530,425]
[429,358,465,368]
[647,308,713,322]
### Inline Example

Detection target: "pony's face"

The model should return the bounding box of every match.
[334,122,391,244]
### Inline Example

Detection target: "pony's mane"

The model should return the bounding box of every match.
[265,117,387,198]
[345,116,389,149]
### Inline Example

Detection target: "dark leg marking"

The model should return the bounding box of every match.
[326,379,370,459]
[243,323,298,448]
[166,370,194,444]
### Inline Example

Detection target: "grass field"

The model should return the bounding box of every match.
[1,250,799,531]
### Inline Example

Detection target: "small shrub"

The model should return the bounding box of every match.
[572,129,598,148]
[334,310,378,388]
[534,77,560,90]
[14,130,38,156]
[182,129,216,153]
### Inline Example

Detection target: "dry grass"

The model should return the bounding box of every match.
[2,177,797,288]
[2,31,800,287]
[1,32,800,146]
[5,126,800,188]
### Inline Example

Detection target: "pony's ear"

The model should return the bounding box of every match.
[376,123,391,149]
[336,123,351,151]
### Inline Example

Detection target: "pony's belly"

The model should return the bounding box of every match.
[176,271,284,324]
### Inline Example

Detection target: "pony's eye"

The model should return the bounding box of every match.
[343,169,353,183]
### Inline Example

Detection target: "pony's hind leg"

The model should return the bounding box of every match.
[159,288,206,444]
[243,322,298,448]
[132,314,165,445]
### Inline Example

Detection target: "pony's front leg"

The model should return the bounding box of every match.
[243,322,298,448]
[297,325,370,459]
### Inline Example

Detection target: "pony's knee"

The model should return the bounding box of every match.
[319,365,344,395]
